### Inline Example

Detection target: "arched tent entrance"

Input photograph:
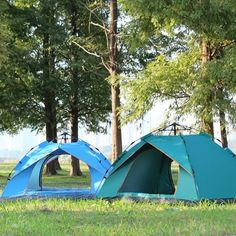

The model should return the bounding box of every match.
[98,134,199,201]
[118,144,175,195]
[1,140,111,199]
[41,156,91,189]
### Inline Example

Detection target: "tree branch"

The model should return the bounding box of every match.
[71,40,110,71]
[72,40,100,57]
[90,21,109,32]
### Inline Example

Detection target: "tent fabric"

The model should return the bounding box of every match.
[98,133,236,201]
[119,145,175,194]
[1,140,111,199]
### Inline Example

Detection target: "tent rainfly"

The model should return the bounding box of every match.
[1,140,111,199]
[97,133,236,201]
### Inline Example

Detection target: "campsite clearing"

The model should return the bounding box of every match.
[0,162,236,235]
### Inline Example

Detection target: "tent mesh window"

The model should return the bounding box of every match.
[119,144,176,195]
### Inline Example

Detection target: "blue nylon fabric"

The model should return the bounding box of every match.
[60,141,110,174]
[1,140,111,198]
[14,141,49,173]
[2,163,37,198]
[13,141,59,177]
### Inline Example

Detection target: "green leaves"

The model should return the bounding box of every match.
[119,0,236,134]
[0,0,111,135]
[120,48,199,123]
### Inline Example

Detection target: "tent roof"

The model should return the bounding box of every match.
[110,133,196,175]
[2,139,111,199]
[12,140,111,179]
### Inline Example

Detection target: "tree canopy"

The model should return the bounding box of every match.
[119,0,236,140]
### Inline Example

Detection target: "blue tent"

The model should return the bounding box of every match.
[1,140,111,199]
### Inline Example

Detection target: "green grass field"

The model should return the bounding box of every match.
[0,162,236,236]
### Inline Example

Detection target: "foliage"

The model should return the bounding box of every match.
[121,42,236,126]
[120,45,200,123]
[0,2,11,68]
[0,1,31,133]
[59,0,111,132]
[119,0,236,129]
[0,0,111,135]
[120,0,236,40]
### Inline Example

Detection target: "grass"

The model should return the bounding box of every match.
[42,162,91,189]
[0,162,236,235]
[0,163,15,194]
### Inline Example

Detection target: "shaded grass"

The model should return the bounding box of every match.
[0,162,236,235]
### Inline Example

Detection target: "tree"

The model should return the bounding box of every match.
[109,0,122,161]
[60,0,111,175]
[2,0,66,174]
[120,0,236,144]
[70,0,124,161]
[0,2,10,69]
[1,0,111,178]
[0,1,33,134]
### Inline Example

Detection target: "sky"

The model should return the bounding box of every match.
[0,101,236,160]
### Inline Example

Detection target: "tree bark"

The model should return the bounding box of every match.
[200,39,214,136]
[70,107,83,176]
[111,82,122,161]
[219,109,228,148]
[42,10,59,175]
[45,112,58,175]
[69,1,83,176]
[215,47,228,148]
[109,0,122,162]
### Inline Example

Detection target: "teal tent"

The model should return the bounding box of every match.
[98,133,236,201]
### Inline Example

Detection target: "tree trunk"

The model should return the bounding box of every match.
[70,156,83,176]
[219,109,228,148]
[216,47,228,148]
[54,159,62,170]
[70,107,83,176]
[201,118,214,136]
[69,1,83,176]
[42,12,59,175]
[45,117,57,175]
[111,82,122,161]
[109,0,122,162]
[200,39,214,136]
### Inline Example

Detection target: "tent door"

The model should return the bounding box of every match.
[118,145,175,194]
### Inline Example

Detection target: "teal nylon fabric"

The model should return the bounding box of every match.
[98,133,236,201]
[144,134,193,174]
[119,148,174,194]
[109,139,147,174]
[183,134,236,199]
